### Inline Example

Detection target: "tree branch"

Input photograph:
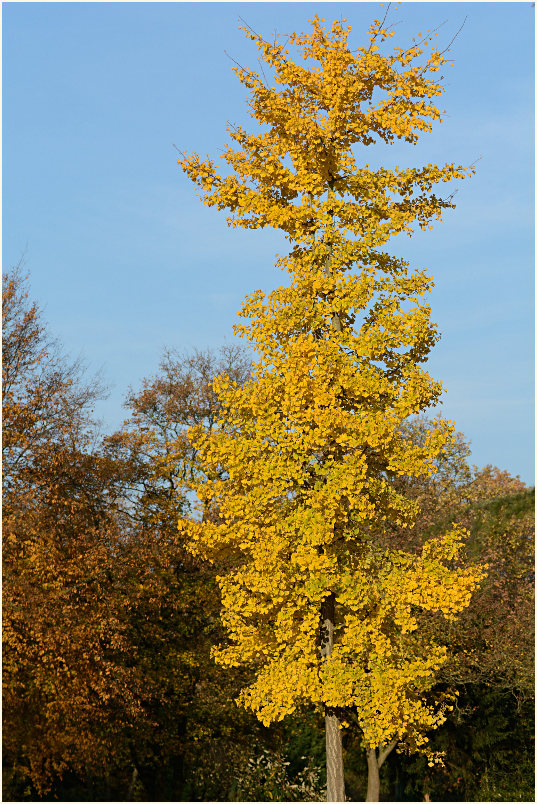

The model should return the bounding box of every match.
[378,738,398,768]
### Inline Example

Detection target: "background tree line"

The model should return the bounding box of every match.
[3,266,534,802]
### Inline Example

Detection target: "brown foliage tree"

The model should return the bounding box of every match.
[3,267,142,795]
[100,344,261,800]
[3,274,262,800]
[104,344,251,532]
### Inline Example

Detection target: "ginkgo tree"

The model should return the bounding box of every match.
[178,11,485,802]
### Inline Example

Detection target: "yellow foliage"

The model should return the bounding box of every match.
[178,15,482,759]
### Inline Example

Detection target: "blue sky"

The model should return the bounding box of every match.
[3,1,534,484]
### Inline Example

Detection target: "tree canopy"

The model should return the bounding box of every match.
[178,14,484,800]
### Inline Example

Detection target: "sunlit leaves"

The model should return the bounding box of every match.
[178,14,483,766]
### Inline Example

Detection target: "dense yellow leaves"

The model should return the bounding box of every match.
[178,14,482,763]
[179,16,474,245]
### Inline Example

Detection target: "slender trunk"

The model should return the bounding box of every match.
[127,766,138,801]
[366,748,380,802]
[322,180,343,333]
[321,593,345,801]
[320,179,345,802]
[365,740,397,802]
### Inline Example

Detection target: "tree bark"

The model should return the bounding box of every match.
[366,748,380,802]
[321,593,345,801]
[326,709,346,801]
[365,740,397,802]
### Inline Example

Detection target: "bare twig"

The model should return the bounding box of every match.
[367,2,392,53]
[401,20,449,58]
[238,16,268,44]
[258,57,268,85]
[224,49,248,73]
[379,2,392,32]
[438,16,468,57]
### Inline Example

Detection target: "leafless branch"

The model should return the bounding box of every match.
[258,58,268,84]
[438,16,468,57]
[379,2,392,31]
[407,20,449,54]
[238,16,268,45]
[224,49,248,73]
[367,2,392,53]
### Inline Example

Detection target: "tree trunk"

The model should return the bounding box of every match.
[321,593,345,801]
[326,709,345,801]
[127,766,138,801]
[365,740,397,802]
[320,179,345,802]
[366,748,380,802]
[321,181,343,334]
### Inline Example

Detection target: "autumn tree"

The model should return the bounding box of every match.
[384,428,533,704]
[178,13,484,802]
[425,466,534,802]
[2,269,264,801]
[2,266,148,797]
[105,344,251,532]
[355,419,534,800]
[101,344,263,800]
[103,345,326,801]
